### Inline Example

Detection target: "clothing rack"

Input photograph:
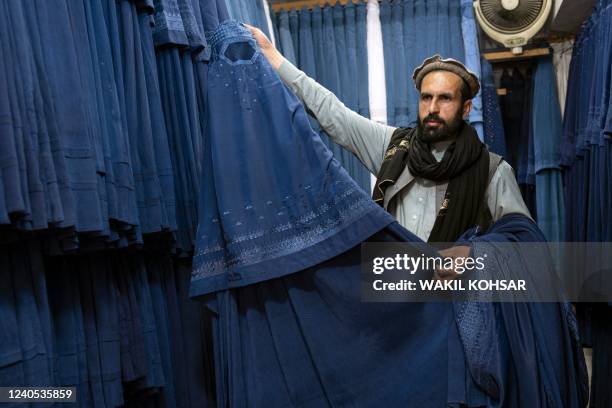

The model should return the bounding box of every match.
[271,0,365,12]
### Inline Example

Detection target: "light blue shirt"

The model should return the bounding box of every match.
[277,59,532,241]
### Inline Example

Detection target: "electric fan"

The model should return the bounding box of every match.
[474,0,552,54]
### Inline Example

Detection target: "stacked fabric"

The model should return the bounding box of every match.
[0,0,230,253]
[0,241,216,407]
[0,0,228,406]
[561,1,612,406]
[562,0,611,244]
[1,0,171,250]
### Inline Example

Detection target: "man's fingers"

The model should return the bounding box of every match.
[244,24,273,50]
[439,245,471,259]
[243,23,257,31]
[435,267,456,281]
[244,24,262,37]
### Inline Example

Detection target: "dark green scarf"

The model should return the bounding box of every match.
[373,122,490,242]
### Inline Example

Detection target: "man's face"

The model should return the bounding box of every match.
[417,71,472,143]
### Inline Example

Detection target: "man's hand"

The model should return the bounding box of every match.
[244,24,284,70]
[435,245,471,281]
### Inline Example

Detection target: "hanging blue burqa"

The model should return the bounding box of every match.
[191,21,587,407]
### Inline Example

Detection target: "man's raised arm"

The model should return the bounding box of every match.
[246,24,395,175]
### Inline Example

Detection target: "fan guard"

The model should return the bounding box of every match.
[480,0,544,33]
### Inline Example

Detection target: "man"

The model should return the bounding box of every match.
[246,25,531,275]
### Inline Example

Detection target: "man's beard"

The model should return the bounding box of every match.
[417,107,464,143]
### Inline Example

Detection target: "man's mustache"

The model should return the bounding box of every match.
[421,114,446,126]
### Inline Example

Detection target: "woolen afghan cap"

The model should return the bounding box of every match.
[413,54,480,98]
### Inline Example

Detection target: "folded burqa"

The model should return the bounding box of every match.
[191,21,587,408]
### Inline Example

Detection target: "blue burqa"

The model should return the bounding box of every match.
[192,21,587,407]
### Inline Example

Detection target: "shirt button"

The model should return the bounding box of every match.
[412,215,417,220]
[418,197,423,203]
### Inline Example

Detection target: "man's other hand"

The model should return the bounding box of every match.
[434,245,471,281]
